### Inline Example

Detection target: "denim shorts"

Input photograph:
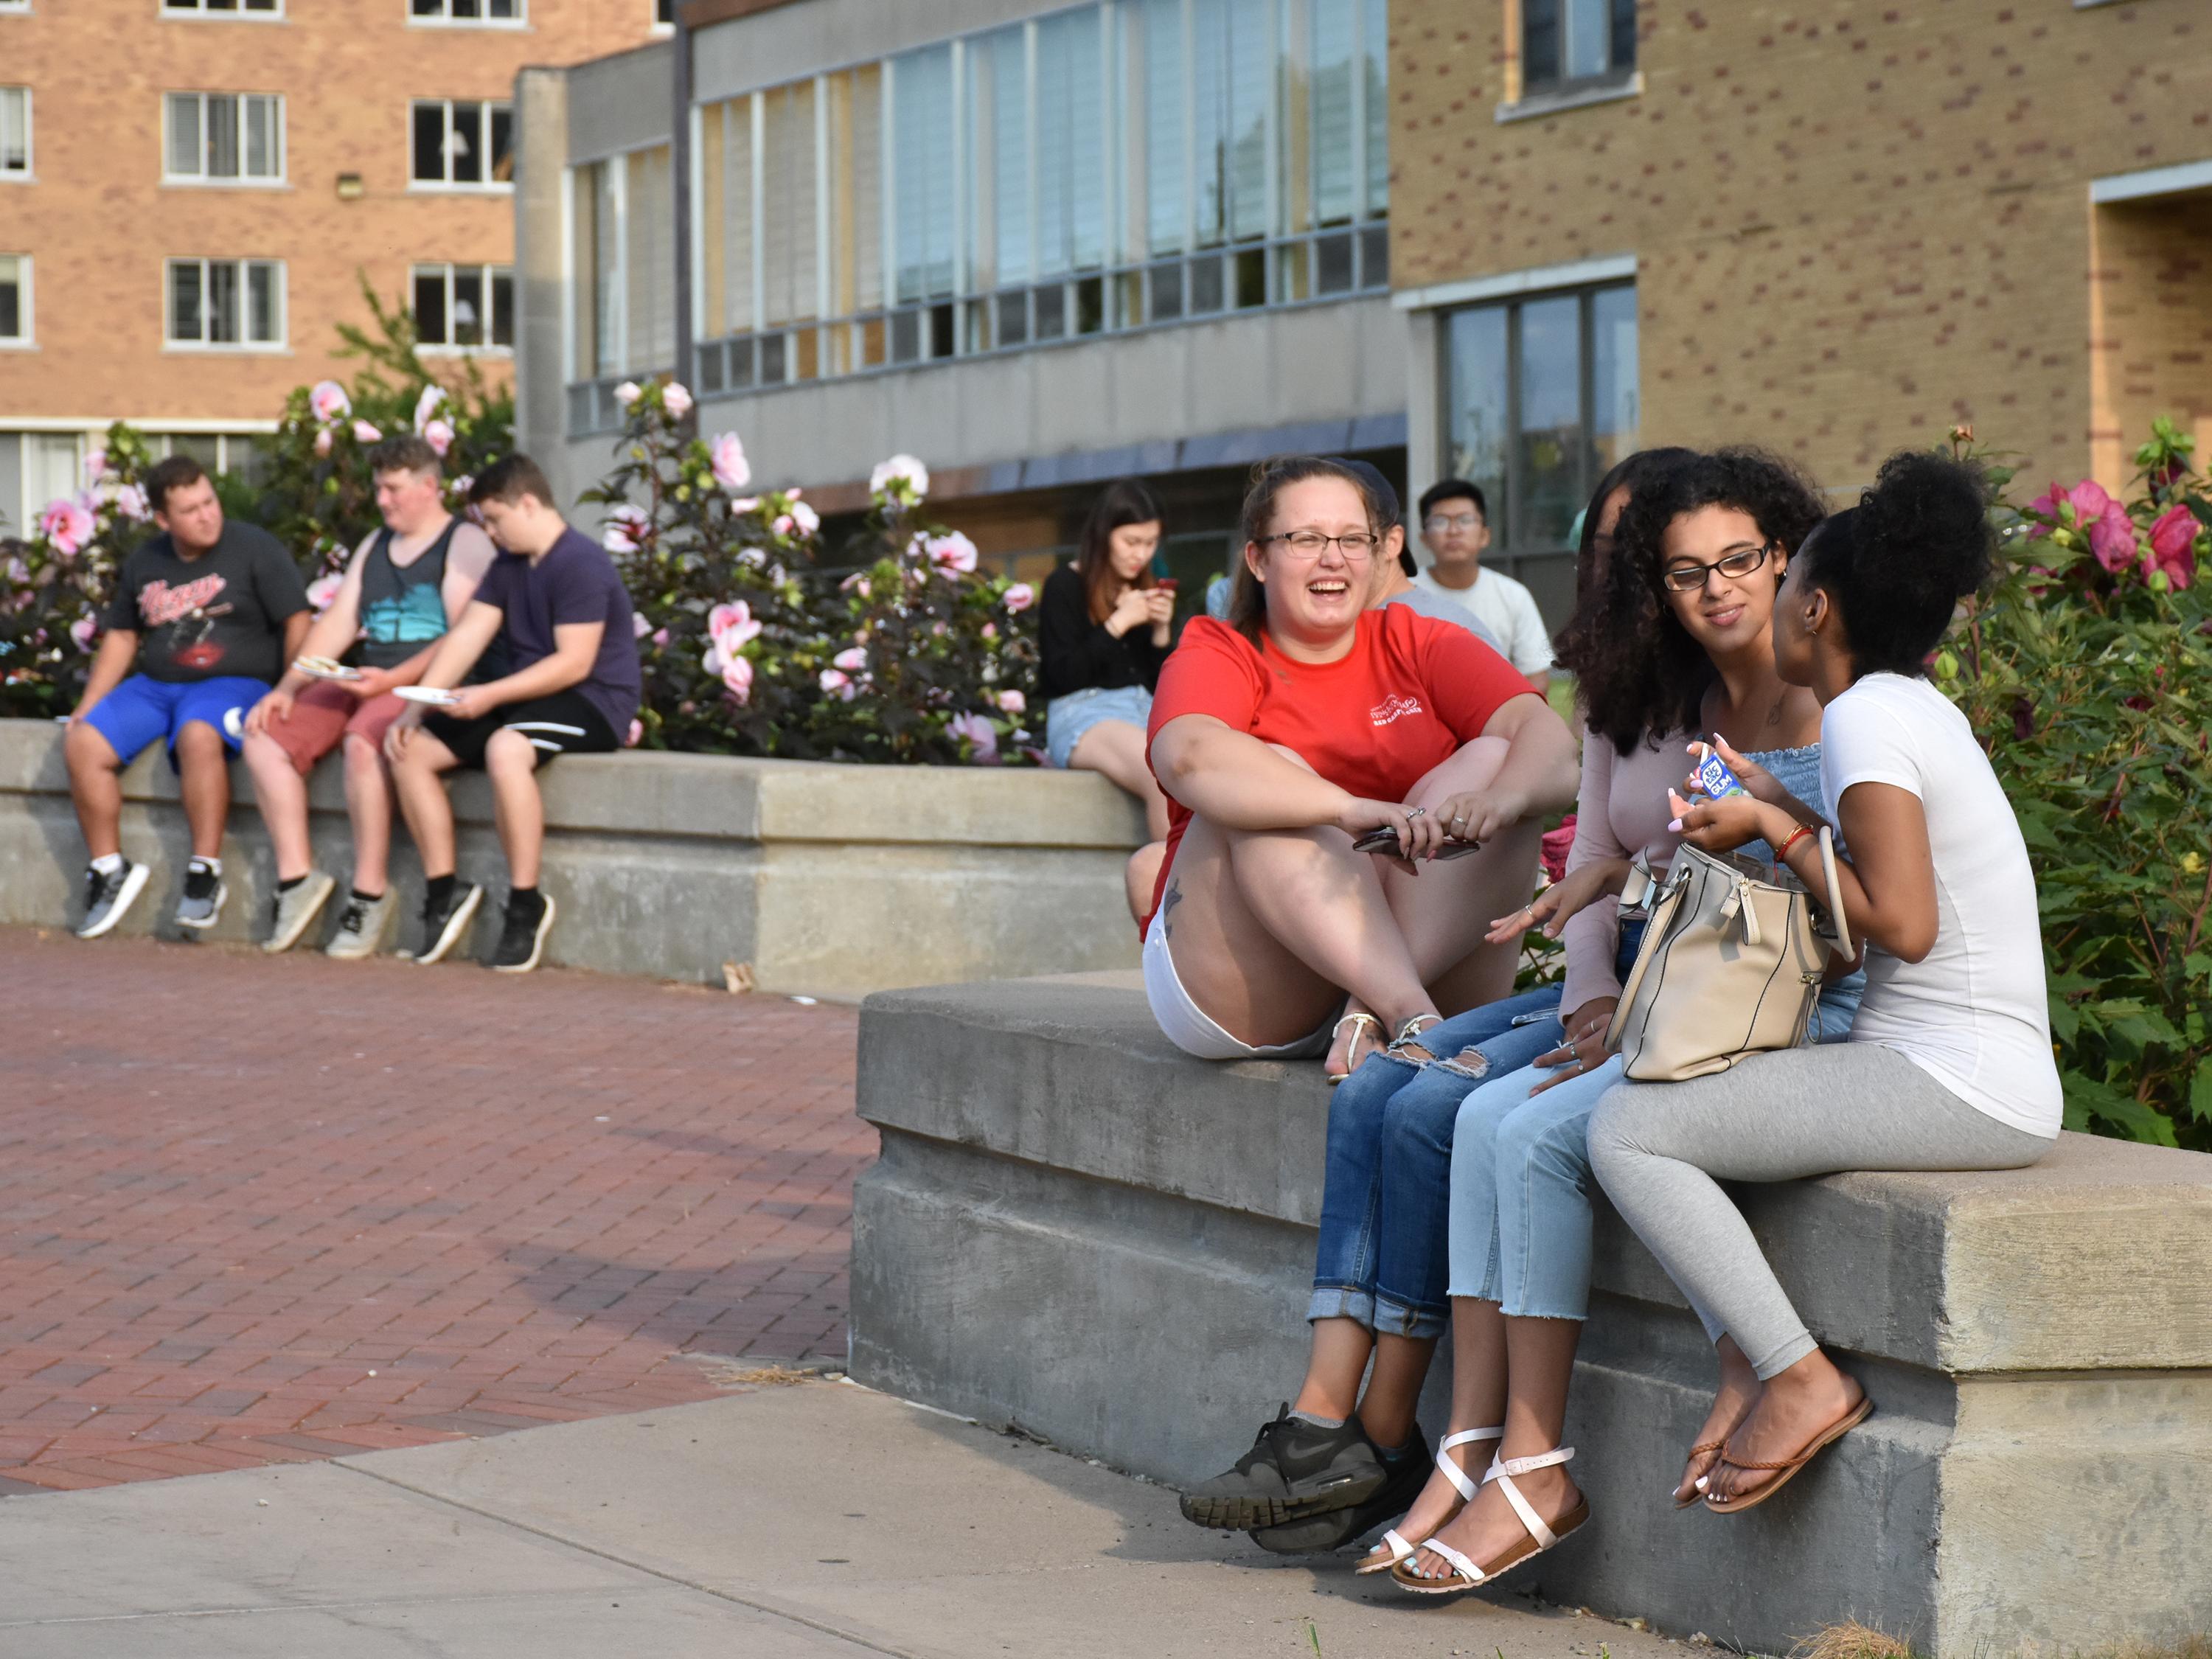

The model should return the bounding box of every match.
[1045,684,1152,771]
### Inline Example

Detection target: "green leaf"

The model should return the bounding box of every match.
[2191,1060,2212,1125]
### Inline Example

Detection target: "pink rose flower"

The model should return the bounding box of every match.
[314,428,334,458]
[661,381,694,420]
[2147,504,2200,590]
[625,718,644,748]
[995,689,1026,714]
[1540,814,1578,886]
[707,600,762,650]
[603,504,651,554]
[413,384,448,432]
[632,611,652,639]
[352,420,383,444]
[709,432,751,493]
[772,514,793,537]
[730,495,760,515]
[83,449,107,487]
[38,499,95,558]
[819,667,858,701]
[113,484,149,522]
[70,613,99,653]
[947,711,1000,763]
[832,647,869,672]
[981,622,998,640]
[306,573,344,614]
[651,627,669,647]
[309,380,352,423]
[422,419,456,458]
[789,501,820,536]
[926,532,979,575]
[720,651,754,704]
[613,381,642,408]
[2069,479,2115,523]
[1003,582,1035,613]
[2089,505,2139,576]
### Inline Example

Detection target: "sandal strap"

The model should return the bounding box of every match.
[1416,1536,1485,1587]
[1482,1445,1576,1552]
[1377,1528,1413,1564]
[1391,1013,1444,1047]
[1332,1012,1382,1040]
[1434,1425,1504,1501]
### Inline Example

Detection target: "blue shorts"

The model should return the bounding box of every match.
[83,674,266,768]
[1045,684,1152,770]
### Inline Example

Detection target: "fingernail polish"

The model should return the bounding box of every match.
[1667,818,1683,832]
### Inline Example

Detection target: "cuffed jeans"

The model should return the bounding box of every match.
[1447,986,1861,1322]
[1306,985,1568,1340]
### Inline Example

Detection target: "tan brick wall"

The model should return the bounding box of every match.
[0,0,665,429]
[1391,0,2212,495]
[2089,194,2212,489]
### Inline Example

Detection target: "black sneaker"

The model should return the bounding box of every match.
[1250,1425,1433,1555]
[414,881,483,966]
[175,860,227,931]
[76,860,152,939]
[491,891,556,974]
[1177,1405,1390,1531]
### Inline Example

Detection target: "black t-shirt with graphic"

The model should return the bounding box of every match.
[103,522,312,684]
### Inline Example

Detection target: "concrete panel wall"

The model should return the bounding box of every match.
[563,41,675,165]
[0,720,1144,998]
[694,0,1051,102]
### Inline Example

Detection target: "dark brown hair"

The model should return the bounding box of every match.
[145,454,211,515]
[368,434,443,479]
[467,454,556,509]
[1076,479,1164,625]
[1225,456,1380,644]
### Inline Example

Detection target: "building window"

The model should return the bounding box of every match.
[411,100,512,189]
[1520,0,1636,96]
[414,262,515,349]
[411,0,524,23]
[659,0,1388,422]
[1,431,85,541]
[570,147,674,414]
[144,431,275,489]
[1444,281,1637,557]
[1,88,30,179]
[164,92,285,184]
[161,0,282,15]
[653,0,675,27]
[0,254,29,344]
[165,257,285,349]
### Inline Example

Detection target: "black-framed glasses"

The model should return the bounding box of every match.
[1263,529,1380,561]
[1661,540,1776,593]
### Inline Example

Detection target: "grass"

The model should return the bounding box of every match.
[1790,1626,2212,1659]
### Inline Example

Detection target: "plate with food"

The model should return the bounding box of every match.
[294,655,361,683]
[392,685,461,707]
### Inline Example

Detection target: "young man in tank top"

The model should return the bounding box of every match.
[241,434,497,957]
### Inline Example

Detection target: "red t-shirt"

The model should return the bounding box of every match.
[1144,608,1536,925]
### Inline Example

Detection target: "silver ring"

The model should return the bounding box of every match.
[1405,806,1426,820]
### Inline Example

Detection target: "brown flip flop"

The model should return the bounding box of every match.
[1672,1439,1726,1510]
[1705,1394,1874,1514]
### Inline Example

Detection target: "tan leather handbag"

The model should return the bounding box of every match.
[1602,830,1854,1082]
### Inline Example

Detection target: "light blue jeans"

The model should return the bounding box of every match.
[1447,990,1862,1320]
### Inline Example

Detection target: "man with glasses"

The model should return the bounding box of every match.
[1413,481,1553,692]
[1334,459,1507,658]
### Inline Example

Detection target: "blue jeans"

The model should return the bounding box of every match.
[1448,988,1862,1321]
[1306,985,1568,1340]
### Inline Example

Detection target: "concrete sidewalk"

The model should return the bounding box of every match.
[0,1376,1681,1658]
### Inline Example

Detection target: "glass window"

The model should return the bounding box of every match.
[760,80,818,328]
[0,254,27,342]
[414,262,515,349]
[1521,0,1635,95]
[161,0,282,14]
[411,99,511,188]
[890,44,956,305]
[700,97,755,339]
[1444,282,1638,553]
[1138,0,1185,257]
[411,0,523,20]
[968,27,1027,291]
[1034,9,1106,279]
[0,88,29,178]
[165,258,285,347]
[625,146,675,370]
[163,92,283,181]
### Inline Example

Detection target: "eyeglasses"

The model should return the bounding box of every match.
[1660,541,1776,593]
[1422,512,1484,534]
[1262,529,1380,561]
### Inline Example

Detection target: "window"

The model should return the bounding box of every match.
[1,432,83,540]
[0,254,29,344]
[1,88,29,179]
[165,258,285,348]
[143,431,274,489]
[411,100,512,189]
[568,146,674,416]
[653,0,675,26]
[164,93,284,184]
[1444,281,1638,557]
[411,0,524,22]
[414,262,514,349]
[1520,0,1636,96]
[161,0,282,14]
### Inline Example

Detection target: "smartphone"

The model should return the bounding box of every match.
[1354,826,1484,860]
[1694,740,1750,800]
[1155,577,1180,594]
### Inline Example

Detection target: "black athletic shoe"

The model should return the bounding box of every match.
[1178,1405,1390,1531]
[414,881,483,966]
[1249,1425,1433,1555]
[77,860,151,939]
[491,892,556,974]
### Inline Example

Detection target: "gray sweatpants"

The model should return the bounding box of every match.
[1587,1043,2053,1380]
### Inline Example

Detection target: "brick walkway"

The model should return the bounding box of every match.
[0,926,870,1494]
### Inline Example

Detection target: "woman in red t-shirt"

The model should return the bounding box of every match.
[1144,457,1579,1079]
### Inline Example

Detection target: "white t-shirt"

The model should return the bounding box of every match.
[1412,566,1554,676]
[1819,672,2062,1138]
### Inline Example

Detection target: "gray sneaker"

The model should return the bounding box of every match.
[175,860,228,931]
[324,888,397,960]
[77,860,152,939]
[261,870,337,953]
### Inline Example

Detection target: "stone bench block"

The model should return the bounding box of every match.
[850,975,2212,1658]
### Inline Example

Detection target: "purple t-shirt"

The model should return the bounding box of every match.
[475,527,641,740]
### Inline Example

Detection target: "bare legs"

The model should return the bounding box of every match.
[243,729,408,895]
[1290,1321,1436,1451]
[342,733,395,894]
[484,729,545,888]
[1700,1345,1864,1507]
[242,733,313,882]
[390,732,462,880]
[1072,720,1169,926]
[64,722,126,862]
[1675,1335,1761,1503]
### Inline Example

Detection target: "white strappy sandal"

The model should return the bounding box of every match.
[1326,1012,1383,1085]
[1389,1444,1589,1596]
[1353,1425,1502,1576]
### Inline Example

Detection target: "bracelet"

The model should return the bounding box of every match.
[1775,824,1815,863]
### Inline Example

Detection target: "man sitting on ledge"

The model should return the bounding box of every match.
[383,454,640,975]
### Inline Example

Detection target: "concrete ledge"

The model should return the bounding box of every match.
[850,975,2212,1657]
[0,718,1146,995]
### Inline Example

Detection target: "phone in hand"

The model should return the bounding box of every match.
[1354,826,1485,860]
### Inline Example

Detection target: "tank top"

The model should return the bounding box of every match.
[356,518,460,669]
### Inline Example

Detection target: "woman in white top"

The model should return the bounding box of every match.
[1587,449,2061,1514]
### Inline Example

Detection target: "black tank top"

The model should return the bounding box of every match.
[355,518,461,669]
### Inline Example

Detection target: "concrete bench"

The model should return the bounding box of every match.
[0,717,1145,995]
[849,973,2212,1658]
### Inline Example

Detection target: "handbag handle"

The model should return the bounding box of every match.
[1816,825,1852,961]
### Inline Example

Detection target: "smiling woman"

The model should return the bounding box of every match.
[1138,456,1580,1083]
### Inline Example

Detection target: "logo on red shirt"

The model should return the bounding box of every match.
[1371,693,1425,727]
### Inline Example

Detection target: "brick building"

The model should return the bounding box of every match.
[0,0,672,537]
[510,0,2208,618]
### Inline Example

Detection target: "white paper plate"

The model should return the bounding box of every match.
[393,685,460,707]
[294,655,361,683]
